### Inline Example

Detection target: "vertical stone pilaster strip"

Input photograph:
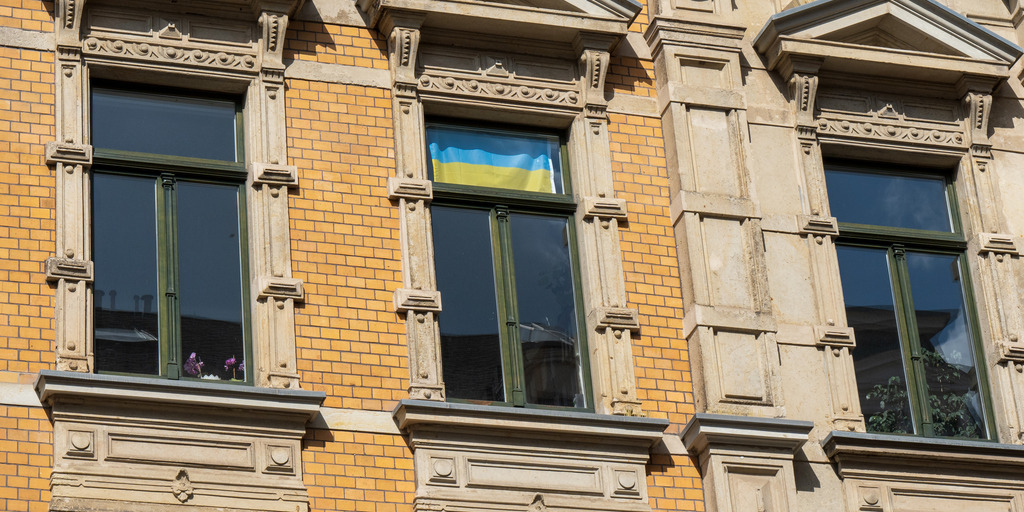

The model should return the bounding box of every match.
[385,16,445,401]
[48,0,92,372]
[789,70,865,431]
[958,80,1024,443]
[574,35,643,416]
[251,9,302,389]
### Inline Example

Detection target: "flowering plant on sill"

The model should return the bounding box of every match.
[182,352,245,381]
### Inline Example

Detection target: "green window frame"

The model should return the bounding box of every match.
[827,160,995,439]
[90,84,252,383]
[428,121,593,410]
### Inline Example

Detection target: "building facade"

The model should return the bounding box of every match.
[3,0,1024,510]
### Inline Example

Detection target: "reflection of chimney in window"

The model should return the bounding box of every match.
[109,290,117,310]
[95,290,105,309]
[134,295,140,313]
[142,295,153,314]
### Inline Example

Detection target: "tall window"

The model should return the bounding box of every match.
[827,161,992,438]
[91,85,251,382]
[428,122,591,409]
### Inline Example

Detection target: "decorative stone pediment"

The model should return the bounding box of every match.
[357,0,641,43]
[754,0,1022,84]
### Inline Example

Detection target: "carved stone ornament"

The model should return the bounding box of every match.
[82,37,259,72]
[979,233,1020,256]
[171,469,194,503]
[394,288,442,313]
[816,117,965,147]
[45,141,92,167]
[387,177,432,201]
[798,215,839,237]
[45,257,94,282]
[589,306,640,332]
[583,196,628,220]
[814,325,855,348]
[252,163,299,187]
[417,74,580,107]
[257,276,304,301]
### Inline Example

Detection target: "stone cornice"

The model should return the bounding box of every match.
[393,399,668,446]
[823,430,1024,478]
[358,0,640,45]
[36,370,325,419]
[681,413,814,456]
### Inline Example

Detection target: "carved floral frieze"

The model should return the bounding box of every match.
[816,117,965,147]
[82,36,258,71]
[417,74,580,107]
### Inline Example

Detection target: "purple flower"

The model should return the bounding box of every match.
[224,356,237,371]
[184,352,204,376]
[239,359,245,372]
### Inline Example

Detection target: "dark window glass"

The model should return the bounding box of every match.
[91,85,248,382]
[825,168,952,232]
[510,214,583,407]
[93,173,160,374]
[177,181,246,381]
[837,245,914,434]
[905,252,986,438]
[92,88,238,161]
[433,206,505,402]
[829,163,989,439]
[429,121,587,409]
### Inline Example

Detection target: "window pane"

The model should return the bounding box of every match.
[509,213,584,408]
[825,168,952,232]
[177,182,246,381]
[838,245,915,434]
[93,173,160,374]
[905,252,987,438]
[433,206,505,402]
[427,125,563,194]
[92,88,238,161]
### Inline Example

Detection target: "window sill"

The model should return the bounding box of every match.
[822,430,1024,475]
[36,369,324,417]
[392,399,668,511]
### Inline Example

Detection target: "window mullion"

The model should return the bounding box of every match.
[494,206,526,406]
[891,244,932,436]
[159,174,182,379]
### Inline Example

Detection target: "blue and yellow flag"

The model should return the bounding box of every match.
[427,125,562,194]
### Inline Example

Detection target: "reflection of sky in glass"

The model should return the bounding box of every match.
[92,88,238,161]
[825,168,952,232]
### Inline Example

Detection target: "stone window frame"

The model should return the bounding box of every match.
[753,0,1024,439]
[427,119,595,409]
[46,0,305,389]
[825,159,996,439]
[360,2,647,416]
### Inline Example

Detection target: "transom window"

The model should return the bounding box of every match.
[91,85,251,382]
[827,161,992,439]
[428,122,591,409]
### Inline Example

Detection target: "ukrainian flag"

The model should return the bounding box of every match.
[427,125,562,194]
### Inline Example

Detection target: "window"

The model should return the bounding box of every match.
[428,122,591,408]
[827,161,992,438]
[90,85,251,382]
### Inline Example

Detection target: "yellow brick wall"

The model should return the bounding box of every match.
[285,21,389,69]
[0,405,52,512]
[303,430,414,512]
[286,78,409,412]
[0,46,55,375]
[0,0,53,32]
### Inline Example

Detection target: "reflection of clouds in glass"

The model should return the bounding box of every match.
[926,308,973,370]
